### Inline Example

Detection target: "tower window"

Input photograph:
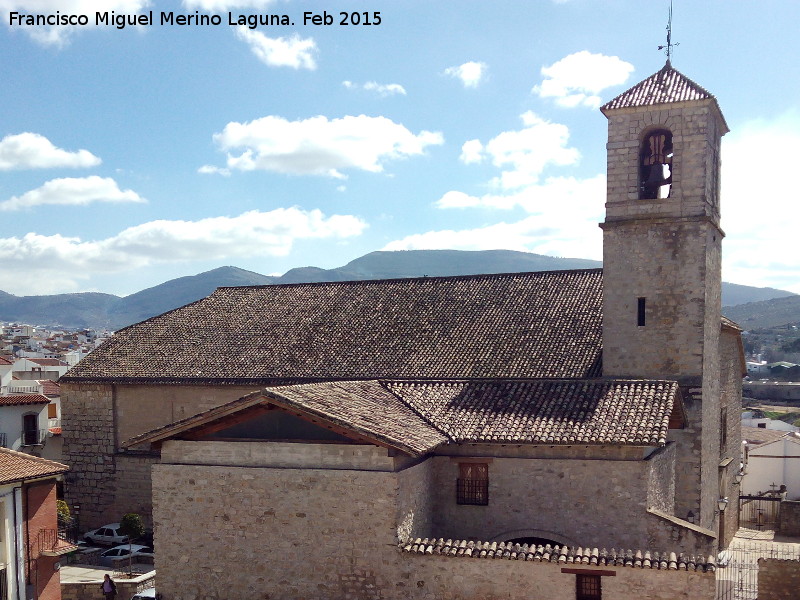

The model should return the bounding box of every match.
[640,129,673,199]
[637,297,646,327]
[457,462,489,505]
[576,574,602,600]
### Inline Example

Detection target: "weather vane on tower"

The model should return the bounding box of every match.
[657,0,679,65]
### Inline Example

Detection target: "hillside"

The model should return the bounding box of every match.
[722,295,800,330]
[0,250,796,330]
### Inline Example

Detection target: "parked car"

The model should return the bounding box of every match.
[99,544,154,567]
[84,523,129,546]
[130,587,159,600]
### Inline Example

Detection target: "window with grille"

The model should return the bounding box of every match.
[576,574,601,600]
[457,463,488,505]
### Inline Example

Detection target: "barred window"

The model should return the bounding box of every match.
[576,574,601,600]
[457,463,488,505]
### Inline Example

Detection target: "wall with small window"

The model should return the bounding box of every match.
[425,447,678,552]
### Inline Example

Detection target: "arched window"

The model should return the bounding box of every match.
[640,129,673,199]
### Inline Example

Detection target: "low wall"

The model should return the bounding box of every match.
[779,500,800,536]
[758,558,800,600]
[61,572,155,600]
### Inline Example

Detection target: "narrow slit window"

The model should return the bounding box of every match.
[637,297,646,327]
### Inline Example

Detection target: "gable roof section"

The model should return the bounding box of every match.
[741,426,795,446]
[0,394,50,406]
[0,448,68,485]
[64,270,604,384]
[386,379,679,446]
[126,378,681,455]
[601,62,715,111]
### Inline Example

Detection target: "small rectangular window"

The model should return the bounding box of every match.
[576,574,602,600]
[47,403,57,419]
[457,463,488,505]
[637,297,646,327]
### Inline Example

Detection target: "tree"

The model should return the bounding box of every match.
[118,513,145,576]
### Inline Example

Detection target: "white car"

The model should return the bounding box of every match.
[83,523,129,546]
[130,588,159,600]
[99,544,154,567]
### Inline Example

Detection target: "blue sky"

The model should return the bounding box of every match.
[1,0,798,296]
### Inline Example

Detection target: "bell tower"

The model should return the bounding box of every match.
[599,62,729,528]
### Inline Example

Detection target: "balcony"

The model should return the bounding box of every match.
[0,433,6,448]
[37,526,78,557]
[20,429,47,446]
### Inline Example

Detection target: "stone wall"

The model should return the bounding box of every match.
[61,573,155,600]
[719,328,744,546]
[61,383,117,528]
[152,457,716,600]
[757,558,800,600]
[779,500,800,537]
[426,449,678,552]
[61,382,259,529]
[152,462,398,600]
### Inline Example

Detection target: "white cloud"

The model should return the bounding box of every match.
[0,133,101,170]
[208,114,443,177]
[342,81,407,97]
[459,139,483,165]
[234,27,317,70]
[0,176,145,211]
[721,111,800,292]
[533,51,634,108]
[0,207,367,294]
[409,175,605,259]
[198,165,231,176]
[183,0,274,9]
[1,0,151,46]
[444,61,487,88]
[465,111,580,189]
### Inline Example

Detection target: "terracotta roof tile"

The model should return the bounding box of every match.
[131,378,678,454]
[39,380,60,396]
[0,448,68,485]
[400,537,715,572]
[0,394,50,406]
[742,426,796,446]
[64,270,604,384]
[0,357,12,365]
[601,62,715,111]
[386,379,678,446]
[27,359,68,367]
[263,381,448,456]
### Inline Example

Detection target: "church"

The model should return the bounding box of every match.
[60,62,742,600]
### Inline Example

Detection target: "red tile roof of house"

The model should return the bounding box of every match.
[0,357,12,366]
[0,448,68,485]
[39,380,60,396]
[26,358,68,367]
[0,394,50,405]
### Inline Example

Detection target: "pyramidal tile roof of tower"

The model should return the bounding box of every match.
[601,60,715,111]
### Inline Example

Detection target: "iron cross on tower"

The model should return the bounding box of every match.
[657,0,679,63]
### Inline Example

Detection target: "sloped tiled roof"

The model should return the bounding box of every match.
[263,381,449,456]
[601,62,714,111]
[386,379,678,446]
[0,448,68,485]
[0,357,12,366]
[741,425,790,446]
[26,358,68,367]
[127,378,680,455]
[0,394,50,406]
[40,380,60,397]
[64,270,604,384]
[399,537,716,572]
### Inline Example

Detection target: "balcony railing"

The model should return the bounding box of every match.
[21,429,47,446]
[0,433,6,448]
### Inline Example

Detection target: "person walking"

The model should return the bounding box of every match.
[101,573,117,599]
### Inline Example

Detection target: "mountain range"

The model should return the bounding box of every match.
[0,249,796,330]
